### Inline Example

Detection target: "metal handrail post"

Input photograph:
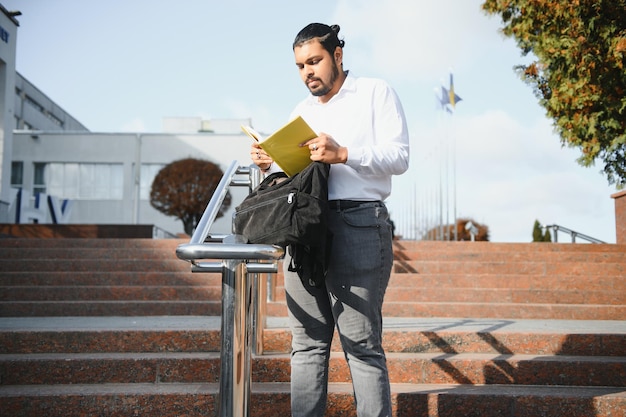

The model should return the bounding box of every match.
[246,166,268,356]
[219,258,253,417]
[176,161,286,416]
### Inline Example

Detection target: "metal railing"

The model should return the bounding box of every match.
[176,160,284,417]
[542,224,606,244]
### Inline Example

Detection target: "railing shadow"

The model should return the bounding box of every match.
[391,319,619,417]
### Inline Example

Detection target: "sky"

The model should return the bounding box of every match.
[3,0,619,243]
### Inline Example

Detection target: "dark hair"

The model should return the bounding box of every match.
[292,23,345,55]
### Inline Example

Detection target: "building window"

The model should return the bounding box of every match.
[11,161,23,188]
[140,164,164,200]
[79,164,123,199]
[36,162,124,200]
[33,162,46,195]
[24,94,44,113]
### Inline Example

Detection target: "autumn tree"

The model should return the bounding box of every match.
[482,0,626,187]
[150,158,232,235]
[424,218,490,241]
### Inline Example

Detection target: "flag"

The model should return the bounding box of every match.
[438,72,462,113]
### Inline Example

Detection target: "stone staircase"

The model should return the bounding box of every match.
[0,237,625,416]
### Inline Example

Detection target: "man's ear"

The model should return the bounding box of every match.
[334,46,343,66]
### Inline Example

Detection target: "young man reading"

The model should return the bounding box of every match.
[251,23,409,417]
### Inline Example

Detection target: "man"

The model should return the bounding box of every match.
[251,23,409,417]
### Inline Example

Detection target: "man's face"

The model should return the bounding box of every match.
[294,39,341,101]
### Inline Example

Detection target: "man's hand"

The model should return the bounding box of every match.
[250,143,273,171]
[303,133,348,164]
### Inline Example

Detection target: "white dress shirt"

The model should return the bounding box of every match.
[289,72,410,201]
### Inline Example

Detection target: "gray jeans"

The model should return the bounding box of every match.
[284,201,393,417]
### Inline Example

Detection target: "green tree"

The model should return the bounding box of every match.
[482,0,626,187]
[532,220,552,242]
[542,227,552,242]
[532,220,543,242]
[150,158,231,235]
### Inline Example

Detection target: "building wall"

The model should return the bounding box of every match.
[14,72,89,132]
[611,190,626,244]
[11,131,255,236]
[0,5,18,221]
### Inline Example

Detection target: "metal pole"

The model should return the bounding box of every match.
[252,270,267,355]
[218,258,253,417]
[132,134,142,224]
[246,166,266,356]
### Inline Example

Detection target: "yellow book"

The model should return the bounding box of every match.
[241,116,317,177]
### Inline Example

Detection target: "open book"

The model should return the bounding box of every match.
[241,116,317,177]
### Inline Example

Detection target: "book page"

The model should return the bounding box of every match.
[241,125,264,142]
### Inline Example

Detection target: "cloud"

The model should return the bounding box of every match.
[389,108,616,242]
[332,0,505,80]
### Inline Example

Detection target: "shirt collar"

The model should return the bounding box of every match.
[307,70,355,104]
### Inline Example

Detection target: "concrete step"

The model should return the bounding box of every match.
[0,382,624,417]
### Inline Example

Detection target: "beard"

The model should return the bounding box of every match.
[307,61,340,97]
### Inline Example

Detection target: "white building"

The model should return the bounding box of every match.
[0,5,255,237]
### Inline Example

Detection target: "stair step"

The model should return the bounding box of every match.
[0,316,224,353]
[0,238,187,249]
[6,300,620,319]
[4,244,625,262]
[386,273,626,291]
[0,301,222,317]
[269,287,625,305]
[393,248,626,263]
[3,351,624,387]
[0,286,221,301]
[0,382,624,417]
[3,285,622,305]
[0,259,190,273]
[2,317,624,356]
[392,240,626,253]
[0,271,220,286]
[0,247,185,261]
[380,301,626,320]
[392,260,625,275]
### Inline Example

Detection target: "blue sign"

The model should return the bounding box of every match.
[0,26,9,43]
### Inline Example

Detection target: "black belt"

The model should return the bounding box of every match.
[328,200,380,210]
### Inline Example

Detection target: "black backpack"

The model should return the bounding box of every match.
[233,162,331,286]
